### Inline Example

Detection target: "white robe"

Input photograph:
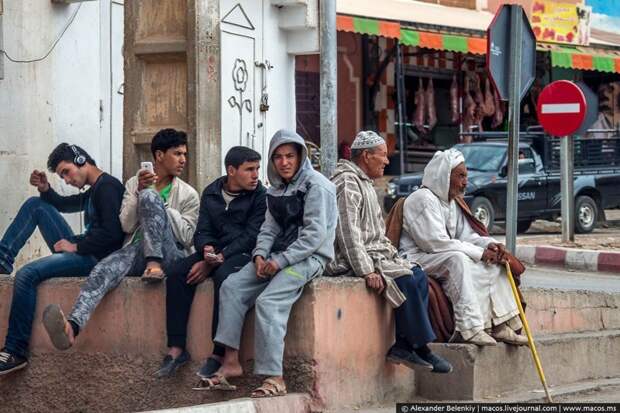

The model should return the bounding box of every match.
[399,149,520,340]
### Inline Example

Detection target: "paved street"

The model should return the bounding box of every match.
[522,265,620,293]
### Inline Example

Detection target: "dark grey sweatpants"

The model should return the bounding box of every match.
[68,189,185,328]
[214,255,324,376]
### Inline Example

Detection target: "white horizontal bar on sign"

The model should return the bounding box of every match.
[541,103,580,114]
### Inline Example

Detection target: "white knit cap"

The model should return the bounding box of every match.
[351,131,386,149]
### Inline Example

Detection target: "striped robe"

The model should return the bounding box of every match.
[326,160,412,305]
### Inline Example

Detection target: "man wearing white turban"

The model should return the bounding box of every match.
[399,148,527,346]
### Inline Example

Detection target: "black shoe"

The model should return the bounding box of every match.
[0,350,27,376]
[197,356,222,379]
[154,350,190,378]
[416,350,453,374]
[386,345,433,370]
[0,260,12,275]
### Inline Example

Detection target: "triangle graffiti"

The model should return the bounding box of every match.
[221,3,255,31]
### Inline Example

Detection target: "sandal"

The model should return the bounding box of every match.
[42,304,72,351]
[251,378,287,398]
[141,267,166,284]
[192,374,237,391]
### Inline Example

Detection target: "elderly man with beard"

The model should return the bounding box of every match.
[399,148,527,347]
[327,131,452,374]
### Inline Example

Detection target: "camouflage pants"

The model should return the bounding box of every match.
[69,189,185,329]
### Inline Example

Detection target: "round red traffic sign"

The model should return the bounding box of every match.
[537,80,587,137]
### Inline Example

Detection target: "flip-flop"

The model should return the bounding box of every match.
[141,267,166,284]
[42,304,72,350]
[251,378,287,398]
[192,374,237,391]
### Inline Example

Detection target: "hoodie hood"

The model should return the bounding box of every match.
[421,148,465,203]
[267,129,312,187]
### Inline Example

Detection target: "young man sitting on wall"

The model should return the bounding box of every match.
[0,144,124,376]
[155,146,267,378]
[41,129,200,351]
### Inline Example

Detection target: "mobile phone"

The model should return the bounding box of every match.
[140,161,154,174]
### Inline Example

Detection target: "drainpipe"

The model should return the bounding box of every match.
[320,0,337,178]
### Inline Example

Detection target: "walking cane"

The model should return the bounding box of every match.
[504,262,553,403]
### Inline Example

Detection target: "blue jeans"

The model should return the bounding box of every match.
[0,197,97,357]
[393,266,436,349]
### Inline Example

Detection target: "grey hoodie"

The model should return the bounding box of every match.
[252,129,337,269]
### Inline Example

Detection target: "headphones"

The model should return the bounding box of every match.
[70,145,87,166]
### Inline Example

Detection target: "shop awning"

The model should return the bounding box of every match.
[336,0,620,73]
[336,15,487,55]
[337,0,493,33]
[538,43,620,73]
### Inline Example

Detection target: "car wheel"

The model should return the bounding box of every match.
[471,197,495,232]
[516,220,532,234]
[575,195,598,234]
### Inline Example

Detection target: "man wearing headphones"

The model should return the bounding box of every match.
[0,143,125,376]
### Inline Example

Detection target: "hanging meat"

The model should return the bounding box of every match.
[462,77,476,143]
[491,88,505,129]
[472,73,487,115]
[426,78,438,131]
[413,78,426,133]
[483,77,496,118]
[450,74,459,123]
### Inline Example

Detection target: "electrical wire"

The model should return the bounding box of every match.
[0,3,82,64]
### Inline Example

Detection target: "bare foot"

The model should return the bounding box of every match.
[146,261,162,272]
[168,346,184,359]
[216,362,243,378]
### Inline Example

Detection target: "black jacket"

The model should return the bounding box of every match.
[193,176,267,258]
[40,173,125,260]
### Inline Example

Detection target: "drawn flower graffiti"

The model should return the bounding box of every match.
[232,59,248,92]
[229,58,253,145]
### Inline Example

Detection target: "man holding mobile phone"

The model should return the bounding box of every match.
[0,144,124,376]
[155,146,266,378]
[41,129,200,352]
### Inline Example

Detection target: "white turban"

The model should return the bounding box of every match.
[421,148,465,203]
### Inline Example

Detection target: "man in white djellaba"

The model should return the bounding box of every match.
[399,148,528,347]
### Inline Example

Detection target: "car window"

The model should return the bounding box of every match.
[455,144,506,172]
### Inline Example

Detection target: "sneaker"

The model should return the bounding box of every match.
[197,356,222,379]
[386,345,433,370]
[0,350,28,376]
[417,351,453,374]
[154,350,190,378]
[0,260,12,275]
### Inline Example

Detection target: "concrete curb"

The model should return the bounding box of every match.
[516,245,620,273]
[141,393,312,413]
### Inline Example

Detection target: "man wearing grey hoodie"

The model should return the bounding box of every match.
[197,130,337,397]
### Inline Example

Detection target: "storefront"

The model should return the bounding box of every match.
[294,0,620,174]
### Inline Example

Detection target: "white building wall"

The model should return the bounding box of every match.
[219,0,318,181]
[0,0,123,269]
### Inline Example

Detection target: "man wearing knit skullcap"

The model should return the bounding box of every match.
[327,131,452,374]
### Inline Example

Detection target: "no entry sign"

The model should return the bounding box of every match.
[537,80,587,137]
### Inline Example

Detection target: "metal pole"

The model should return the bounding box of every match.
[395,42,406,175]
[506,5,524,254]
[561,136,575,242]
[320,0,337,178]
